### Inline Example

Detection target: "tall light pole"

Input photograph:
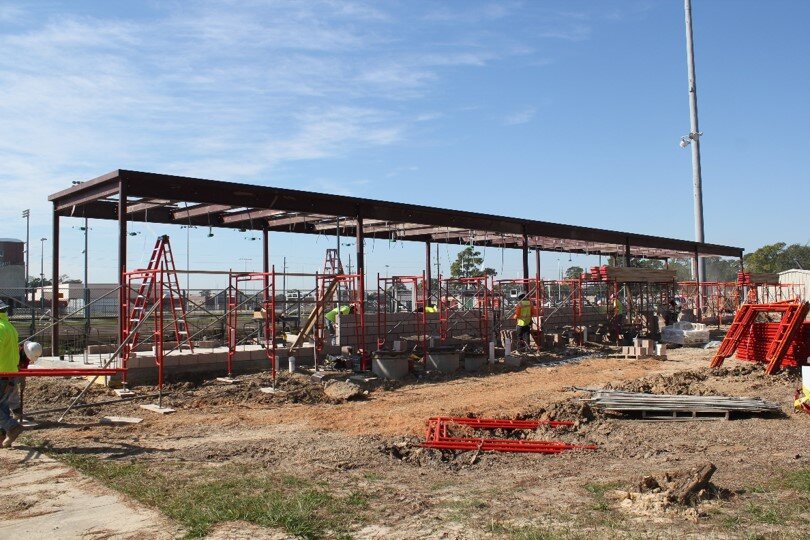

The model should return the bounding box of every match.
[39,237,47,313]
[682,0,706,282]
[22,210,33,333]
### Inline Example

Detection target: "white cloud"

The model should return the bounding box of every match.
[0,0,571,226]
[503,107,537,126]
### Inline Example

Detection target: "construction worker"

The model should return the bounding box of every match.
[9,341,42,421]
[0,300,23,447]
[424,304,438,313]
[324,303,355,344]
[514,293,533,351]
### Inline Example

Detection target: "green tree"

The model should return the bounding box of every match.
[744,242,810,273]
[564,266,584,279]
[704,257,739,282]
[450,247,497,278]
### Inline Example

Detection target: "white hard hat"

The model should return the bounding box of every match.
[24,341,43,361]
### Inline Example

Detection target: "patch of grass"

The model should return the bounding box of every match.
[745,502,781,525]
[440,497,489,522]
[54,453,368,539]
[486,520,585,540]
[583,481,623,513]
[361,471,381,482]
[784,469,810,493]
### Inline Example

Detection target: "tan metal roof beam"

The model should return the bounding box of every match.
[127,199,173,214]
[172,204,232,220]
[221,208,286,224]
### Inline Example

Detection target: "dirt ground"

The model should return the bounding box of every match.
[8,345,810,539]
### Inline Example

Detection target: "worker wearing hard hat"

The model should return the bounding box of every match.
[514,293,533,351]
[9,341,43,421]
[0,300,23,447]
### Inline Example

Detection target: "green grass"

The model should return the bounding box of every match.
[784,469,810,493]
[55,453,368,539]
[583,481,623,512]
[486,520,586,540]
[745,502,782,525]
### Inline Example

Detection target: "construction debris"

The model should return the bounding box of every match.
[608,462,728,518]
[100,416,144,425]
[421,416,597,454]
[580,389,781,420]
[323,380,364,401]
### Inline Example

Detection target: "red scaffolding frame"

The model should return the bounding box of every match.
[376,273,428,354]
[438,275,493,346]
[226,270,277,382]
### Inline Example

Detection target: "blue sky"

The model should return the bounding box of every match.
[1,0,808,288]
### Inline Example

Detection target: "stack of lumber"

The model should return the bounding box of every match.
[737,271,779,285]
[735,322,810,367]
[588,266,677,283]
[580,389,782,418]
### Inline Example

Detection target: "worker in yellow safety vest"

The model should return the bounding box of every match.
[514,294,533,350]
[424,305,438,313]
[0,300,23,448]
[325,304,355,333]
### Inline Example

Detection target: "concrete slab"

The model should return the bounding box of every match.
[114,389,136,398]
[0,449,179,538]
[140,404,176,414]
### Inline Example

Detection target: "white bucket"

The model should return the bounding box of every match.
[288,356,296,373]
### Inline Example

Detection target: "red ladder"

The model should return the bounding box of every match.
[710,303,756,368]
[765,301,810,374]
[123,236,194,362]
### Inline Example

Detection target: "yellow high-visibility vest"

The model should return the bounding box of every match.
[516,300,532,327]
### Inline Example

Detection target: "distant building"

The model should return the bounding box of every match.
[0,238,26,308]
[779,269,810,301]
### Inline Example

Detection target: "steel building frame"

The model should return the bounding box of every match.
[46,169,744,355]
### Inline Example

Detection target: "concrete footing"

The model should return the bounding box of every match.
[372,355,409,380]
[427,351,460,373]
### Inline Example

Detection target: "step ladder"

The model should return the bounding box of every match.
[123,235,194,362]
[323,248,344,275]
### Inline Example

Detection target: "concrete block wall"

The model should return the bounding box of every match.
[541,306,607,330]
[337,311,484,350]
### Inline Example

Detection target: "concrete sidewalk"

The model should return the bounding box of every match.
[0,447,180,539]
